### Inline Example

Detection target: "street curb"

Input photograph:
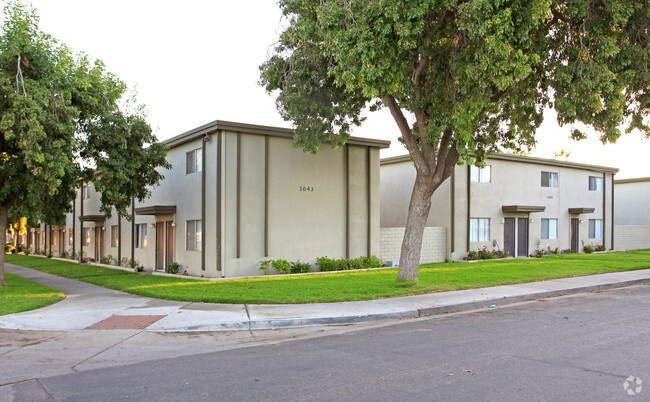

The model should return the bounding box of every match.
[153,277,649,332]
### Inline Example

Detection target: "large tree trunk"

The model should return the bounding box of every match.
[0,204,9,287]
[396,174,437,281]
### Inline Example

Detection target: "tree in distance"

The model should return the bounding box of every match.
[0,1,170,286]
[260,0,648,281]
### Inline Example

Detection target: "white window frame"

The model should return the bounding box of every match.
[589,176,603,191]
[186,220,202,251]
[82,185,90,199]
[186,148,202,174]
[470,165,491,183]
[135,224,147,248]
[470,218,490,242]
[589,219,603,239]
[82,228,90,246]
[541,218,558,240]
[541,171,558,187]
[111,225,119,248]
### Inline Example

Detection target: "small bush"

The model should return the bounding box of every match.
[363,255,384,268]
[530,247,559,258]
[561,248,574,254]
[100,255,116,265]
[594,244,606,252]
[583,244,594,253]
[120,257,130,267]
[128,258,138,269]
[259,260,271,275]
[166,262,180,274]
[290,260,312,274]
[272,259,291,274]
[16,244,25,253]
[60,250,69,259]
[317,257,341,272]
[466,246,508,261]
[5,243,13,253]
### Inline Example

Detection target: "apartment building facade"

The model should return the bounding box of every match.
[381,154,618,262]
[26,120,389,277]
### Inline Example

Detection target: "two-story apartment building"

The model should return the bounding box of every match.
[380,153,617,262]
[614,177,650,250]
[27,120,389,277]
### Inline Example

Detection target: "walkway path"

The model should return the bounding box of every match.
[2,263,649,331]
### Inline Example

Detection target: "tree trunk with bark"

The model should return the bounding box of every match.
[396,174,437,281]
[0,204,9,287]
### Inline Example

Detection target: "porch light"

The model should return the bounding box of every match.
[171,222,176,227]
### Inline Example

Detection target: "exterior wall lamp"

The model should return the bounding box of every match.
[171,222,176,227]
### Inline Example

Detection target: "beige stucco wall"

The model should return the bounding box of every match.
[615,180,650,226]
[381,155,615,261]
[41,125,385,278]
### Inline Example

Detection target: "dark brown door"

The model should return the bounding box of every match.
[94,227,100,261]
[59,230,64,256]
[156,222,165,270]
[100,227,105,259]
[166,221,174,268]
[504,218,515,257]
[571,218,579,252]
[517,218,528,257]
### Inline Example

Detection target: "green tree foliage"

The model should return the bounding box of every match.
[0,1,170,286]
[261,0,648,281]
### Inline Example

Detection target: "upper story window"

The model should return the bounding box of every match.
[541,218,558,240]
[82,185,90,199]
[589,176,603,191]
[470,165,491,183]
[186,148,202,174]
[541,171,558,187]
[470,218,490,242]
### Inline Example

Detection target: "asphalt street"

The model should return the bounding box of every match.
[2,284,647,401]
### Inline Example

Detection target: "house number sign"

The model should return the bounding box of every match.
[299,186,314,192]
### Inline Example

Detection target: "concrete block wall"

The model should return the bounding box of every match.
[380,227,447,264]
[614,226,650,251]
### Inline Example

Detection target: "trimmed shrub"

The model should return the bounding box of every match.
[290,260,312,274]
[166,262,180,274]
[271,259,291,274]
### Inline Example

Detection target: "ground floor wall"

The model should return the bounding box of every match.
[614,226,650,251]
[380,227,447,265]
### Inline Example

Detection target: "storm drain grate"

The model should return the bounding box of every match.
[86,315,166,330]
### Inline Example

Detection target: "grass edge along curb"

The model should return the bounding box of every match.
[5,250,650,304]
[0,272,65,316]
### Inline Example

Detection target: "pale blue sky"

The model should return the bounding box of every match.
[4,0,649,178]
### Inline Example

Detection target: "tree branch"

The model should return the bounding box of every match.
[383,95,430,175]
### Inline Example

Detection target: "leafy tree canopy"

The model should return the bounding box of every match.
[0,1,170,285]
[261,0,648,280]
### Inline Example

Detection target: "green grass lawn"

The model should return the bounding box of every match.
[5,250,650,304]
[0,272,65,315]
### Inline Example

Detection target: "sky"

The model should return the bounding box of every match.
[3,0,649,179]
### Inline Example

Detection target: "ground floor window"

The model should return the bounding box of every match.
[541,218,558,239]
[135,224,147,248]
[82,228,90,246]
[470,218,490,242]
[111,225,119,247]
[589,219,603,238]
[186,220,202,251]
[69,230,73,246]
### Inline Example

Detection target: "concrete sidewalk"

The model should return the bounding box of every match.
[1,263,649,332]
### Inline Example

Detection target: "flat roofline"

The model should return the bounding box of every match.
[568,207,595,214]
[615,177,650,184]
[164,120,391,150]
[381,153,619,174]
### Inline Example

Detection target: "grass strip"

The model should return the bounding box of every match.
[5,250,650,304]
[0,272,65,315]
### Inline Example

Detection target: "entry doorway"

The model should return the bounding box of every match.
[570,218,579,253]
[517,218,528,257]
[94,226,104,262]
[503,217,529,257]
[155,221,174,271]
[58,230,64,256]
